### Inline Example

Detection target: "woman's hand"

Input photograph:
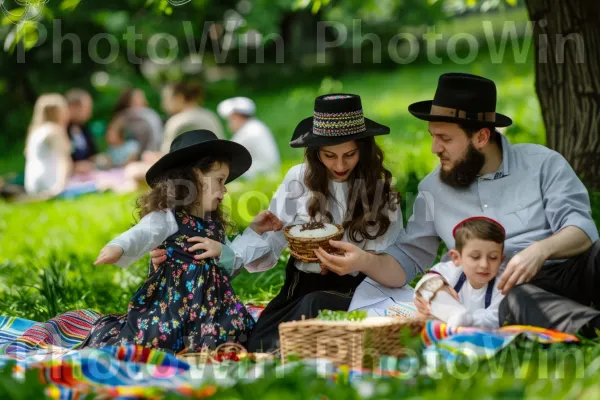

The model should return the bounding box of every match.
[150,248,167,271]
[95,245,124,266]
[187,237,223,261]
[314,240,369,276]
[250,211,283,235]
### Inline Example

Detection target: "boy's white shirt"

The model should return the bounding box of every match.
[106,209,271,274]
[414,260,505,329]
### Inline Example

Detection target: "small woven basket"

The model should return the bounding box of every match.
[279,317,424,370]
[283,224,345,263]
[176,343,277,365]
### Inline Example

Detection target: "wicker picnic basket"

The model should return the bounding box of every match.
[279,317,424,370]
[283,223,345,263]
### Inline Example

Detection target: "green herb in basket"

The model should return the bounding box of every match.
[317,309,367,321]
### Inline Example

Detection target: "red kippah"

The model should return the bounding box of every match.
[452,216,506,238]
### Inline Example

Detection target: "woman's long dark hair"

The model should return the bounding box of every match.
[136,155,231,228]
[304,137,400,243]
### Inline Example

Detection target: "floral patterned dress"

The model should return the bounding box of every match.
[82,210,254,353]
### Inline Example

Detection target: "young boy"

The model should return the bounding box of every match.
[414,216,506,329]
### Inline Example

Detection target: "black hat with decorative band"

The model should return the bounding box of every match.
[408,73,512,127]
[146,129,252,187]
[289,94,390,148]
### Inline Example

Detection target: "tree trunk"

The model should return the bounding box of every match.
[525,0,600,188]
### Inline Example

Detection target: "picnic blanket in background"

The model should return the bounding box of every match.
[421,320,580,362]
[0,312,582,399]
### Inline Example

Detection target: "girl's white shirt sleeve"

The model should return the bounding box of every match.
[224,229,273,275]
[240,164,307,273]
[108,210,178,268]
[107,210,266,275]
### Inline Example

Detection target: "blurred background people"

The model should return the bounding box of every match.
[105,115,141,168]
[161,81,224,152]
[65,89,97,174]
[217,96,281,179]
[113,88,164,153]
[24,94,73,197]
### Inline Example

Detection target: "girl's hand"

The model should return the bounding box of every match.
[187,237,223,261]
[95,245,124,266]
[250,211,283,235]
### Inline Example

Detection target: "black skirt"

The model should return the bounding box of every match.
[246,257,365,352]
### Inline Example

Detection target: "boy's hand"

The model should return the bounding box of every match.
[413,284,459,316]
[413,293,431,317]
[250,211,283,235]
[187,237,223,261]
[95,245,124,265]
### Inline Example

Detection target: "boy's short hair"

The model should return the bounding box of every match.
[453,217,506,252]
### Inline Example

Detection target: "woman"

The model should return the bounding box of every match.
[151,94,403,352]
[160,81,224,152]
[24,94,74,197]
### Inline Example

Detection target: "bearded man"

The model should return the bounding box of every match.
[315,73,600,337]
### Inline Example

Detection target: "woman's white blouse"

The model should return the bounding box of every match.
[239,164,404,274]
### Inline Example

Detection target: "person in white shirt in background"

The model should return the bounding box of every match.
[24,94,73,197]
[413,216,506,329]
[217,97,281,180]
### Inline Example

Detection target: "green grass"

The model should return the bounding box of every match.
[2,45,600,398]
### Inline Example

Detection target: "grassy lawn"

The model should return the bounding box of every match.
[1,47,600,397]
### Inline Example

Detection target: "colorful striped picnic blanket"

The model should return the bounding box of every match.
[0,312,581,398]
[421,320,580,361]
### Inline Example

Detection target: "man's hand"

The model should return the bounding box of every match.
[187,237,223,260]
[95,245,124,266]
[313,240,369,276]
[497,242,547,295]
[250,211,283,235]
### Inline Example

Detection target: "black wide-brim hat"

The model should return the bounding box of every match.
[290,94,390,148]
[408,73,512,127]
[146,129,252,187]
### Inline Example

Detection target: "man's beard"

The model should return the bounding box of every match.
[439,143,485,188]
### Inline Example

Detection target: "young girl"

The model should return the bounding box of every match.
[84,129,279,353]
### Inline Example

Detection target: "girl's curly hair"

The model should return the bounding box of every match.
[136,155,232,228]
